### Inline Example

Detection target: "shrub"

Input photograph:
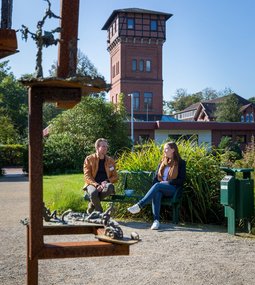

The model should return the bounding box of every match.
[116,140,224,224]
[0,144,25,166]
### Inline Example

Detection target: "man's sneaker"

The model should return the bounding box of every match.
[127,204,140,214]
[150,220,160,230]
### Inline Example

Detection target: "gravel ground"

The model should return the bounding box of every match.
[1,169,255,285]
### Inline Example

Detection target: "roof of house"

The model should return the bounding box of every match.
[179,93,255,121]
[102,8,173,30]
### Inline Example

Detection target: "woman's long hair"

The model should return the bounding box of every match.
[166,141,181,163]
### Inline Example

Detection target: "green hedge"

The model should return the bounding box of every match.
[0,144,26,166]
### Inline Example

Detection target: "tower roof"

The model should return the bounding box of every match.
[102,8,173,30]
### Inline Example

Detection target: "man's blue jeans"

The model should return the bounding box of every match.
[138,182,176,221]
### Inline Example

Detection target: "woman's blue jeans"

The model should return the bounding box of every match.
[138,182,176,221]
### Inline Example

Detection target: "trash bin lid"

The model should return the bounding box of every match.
[220,167,254,173]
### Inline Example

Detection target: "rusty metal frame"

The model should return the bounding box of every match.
[26,83,128,285]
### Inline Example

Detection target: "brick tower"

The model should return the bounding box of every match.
[102,8,172,121]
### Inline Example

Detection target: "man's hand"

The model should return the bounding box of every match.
[97,181,108,192]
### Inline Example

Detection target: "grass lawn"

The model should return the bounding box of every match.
[43,173,87,213]
[43,173,255,232]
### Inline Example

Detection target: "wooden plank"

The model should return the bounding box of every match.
[38,241,129,259]
[96,235,139,245]
[43,224,104,235]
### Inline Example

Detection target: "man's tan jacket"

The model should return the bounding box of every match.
[83,153,118,188]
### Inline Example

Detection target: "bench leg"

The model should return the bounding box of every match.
[172,204,180,224]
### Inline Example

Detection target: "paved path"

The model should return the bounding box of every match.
[0,169,255,285]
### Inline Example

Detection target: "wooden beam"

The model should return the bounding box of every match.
[28,88,44,259]
[43,224,104,235]
[39,241,129,259]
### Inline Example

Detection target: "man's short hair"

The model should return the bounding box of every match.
[95,138,108,150]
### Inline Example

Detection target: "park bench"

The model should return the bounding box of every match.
[84,170,183,224]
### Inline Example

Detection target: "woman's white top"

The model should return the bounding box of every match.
[162,166,170,181]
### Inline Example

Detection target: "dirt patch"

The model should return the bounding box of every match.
[0,174,255,285]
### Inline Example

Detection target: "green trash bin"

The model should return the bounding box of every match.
[220,167,254,235]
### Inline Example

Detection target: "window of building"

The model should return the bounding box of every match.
[132,59,137,71]
[112,65,115,78]
[236,135,246,143]
[246,114,250,122]
[168,134,198,143]
[250,113,254,122]
[138,134,150,143]
[145,60,151,72]
[139,59,144,71]
[241,115,244,122]
[133,92,140,111]
[127,18,135,29]
[144,92,153,110]
[114,21,116,33]
[116,61,119,75]
[150,20,157,31]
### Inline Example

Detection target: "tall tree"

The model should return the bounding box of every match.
[0,61,28,140]
[165,88,203,114]
[45,49,106,127]
[248,97,255,104]
[43,96,130,173]
[49,49,104,79]
[215,94,241,122]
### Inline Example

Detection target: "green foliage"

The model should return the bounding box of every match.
[43,96,130,174]
[164,88,220,114]
[116,141,162,171]
[164,87,234,114]
[215,94,241,122]
[0,115,20,143]
[116,140,223,224]
[0,144,25,166]
[234,136,255,169]
[43,174,86,213]
[43,133,87,174]
[0,61,28,141]
[49,49,104,79]
[217,136,242,167]
[43,103,63,129]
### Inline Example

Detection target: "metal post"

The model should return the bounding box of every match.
[146,102,149,121]
[128,93,134,150]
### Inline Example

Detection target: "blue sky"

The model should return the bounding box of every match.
[6,0,255,100]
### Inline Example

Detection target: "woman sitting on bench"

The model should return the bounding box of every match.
[128,141,186,230]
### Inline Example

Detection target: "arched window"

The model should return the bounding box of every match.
[139,60,144,71]
[250,113,254,122]
[241,115,244,122]
[132,59,137,71]
[246,114,250,122]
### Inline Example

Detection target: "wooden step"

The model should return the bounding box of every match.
[38,240,129,259]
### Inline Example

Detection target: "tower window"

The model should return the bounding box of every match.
[150,20,157,31]
[139,60,144,71]
[144,92,153,110]
[116,61,119,75]
[127,18,135,29]
[133,92,140,111]
[112,65,115,78]
[146,60,151,72]
[132,59,137,71]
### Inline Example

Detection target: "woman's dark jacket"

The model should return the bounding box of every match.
[152,159,186,187]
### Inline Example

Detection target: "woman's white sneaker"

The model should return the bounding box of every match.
[151,220,160,230]
[127,204,140,214]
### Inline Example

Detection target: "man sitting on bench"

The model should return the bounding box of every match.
[83,138,118,214]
